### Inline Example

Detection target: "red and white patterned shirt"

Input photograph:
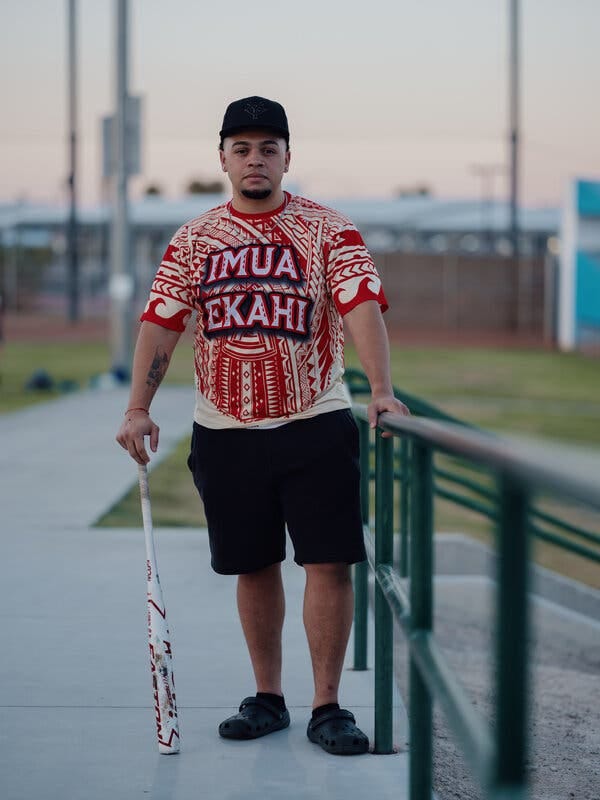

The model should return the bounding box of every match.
[140,192,388,427]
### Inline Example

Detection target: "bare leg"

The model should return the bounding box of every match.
[236,562,285,696]
[303,563,354,709]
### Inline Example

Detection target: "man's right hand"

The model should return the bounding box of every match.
[116,411,160,465]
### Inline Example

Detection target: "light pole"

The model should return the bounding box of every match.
[109,0,132,377]
[509,0,527,331]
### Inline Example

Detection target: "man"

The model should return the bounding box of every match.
[117,96,408,756]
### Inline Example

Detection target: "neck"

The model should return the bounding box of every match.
[231,187,286,215]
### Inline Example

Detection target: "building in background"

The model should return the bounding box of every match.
[0,191,575,347]
[559,179,600,353]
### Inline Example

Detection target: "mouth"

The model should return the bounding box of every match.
[244,173,268,180]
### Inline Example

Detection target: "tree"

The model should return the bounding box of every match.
[144,183,162,196]
[186,179,225,195]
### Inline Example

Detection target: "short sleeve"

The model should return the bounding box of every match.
[325,224,388,316]
[140,224,194,332]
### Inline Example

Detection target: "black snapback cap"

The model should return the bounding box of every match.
[220,96,289,143]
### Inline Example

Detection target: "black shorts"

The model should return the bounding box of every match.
[187,409,366,575]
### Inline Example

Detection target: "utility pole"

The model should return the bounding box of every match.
[509,0,525,330]
[109,0,132,377]
[66,0,79,323]
[509,0,520,257]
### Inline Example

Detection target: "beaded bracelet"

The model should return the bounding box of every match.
[125,407,149,415]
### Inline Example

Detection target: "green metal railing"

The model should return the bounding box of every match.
[351,404,600,800]
[345,367,600,572]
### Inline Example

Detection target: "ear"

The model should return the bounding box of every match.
[284,149,291,173]
[219,150,227,172]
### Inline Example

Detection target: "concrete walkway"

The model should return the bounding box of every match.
[0,388,408,800]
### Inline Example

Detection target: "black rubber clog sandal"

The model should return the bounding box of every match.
[219,696,290,740]
[307,708,369,755]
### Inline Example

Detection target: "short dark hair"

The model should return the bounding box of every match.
[219,133,290,151]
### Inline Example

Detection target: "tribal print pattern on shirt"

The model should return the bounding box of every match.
[140,193,388,424]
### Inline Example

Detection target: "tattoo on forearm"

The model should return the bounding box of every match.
[146,348,169,389]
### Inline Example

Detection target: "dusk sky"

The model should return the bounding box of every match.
[1,0,598,207]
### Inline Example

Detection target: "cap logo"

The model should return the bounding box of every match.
[243,100,267,120]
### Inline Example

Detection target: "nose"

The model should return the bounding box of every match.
[247,148,265,166]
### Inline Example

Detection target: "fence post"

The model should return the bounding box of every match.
[409,441,434,800]
[493,473,530,799]
[353,416,370,671]
[374,430,395,754]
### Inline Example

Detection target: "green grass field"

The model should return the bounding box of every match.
[4,340,599,440]
[382,345,600,447]
[3,337,599,587]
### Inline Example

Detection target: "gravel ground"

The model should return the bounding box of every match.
[394,577,600,800]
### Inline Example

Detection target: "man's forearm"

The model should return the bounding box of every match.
[344,301,394,397]
[126,321,182,411]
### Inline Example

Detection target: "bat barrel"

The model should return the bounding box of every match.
[138,463,181,754]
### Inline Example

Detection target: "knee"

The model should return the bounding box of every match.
[304,562,352,587]
[238,562,282,587]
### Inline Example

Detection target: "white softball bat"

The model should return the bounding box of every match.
[138,464,180,754]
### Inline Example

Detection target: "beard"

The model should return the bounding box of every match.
[241,188,272,201]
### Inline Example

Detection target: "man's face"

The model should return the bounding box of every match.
[220,130,290,202]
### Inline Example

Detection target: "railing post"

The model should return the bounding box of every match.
[492,474,530,799]
[409,441,434,800]
[399,437,410,578]
[353,416,370,671]
[374,430,395,754]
